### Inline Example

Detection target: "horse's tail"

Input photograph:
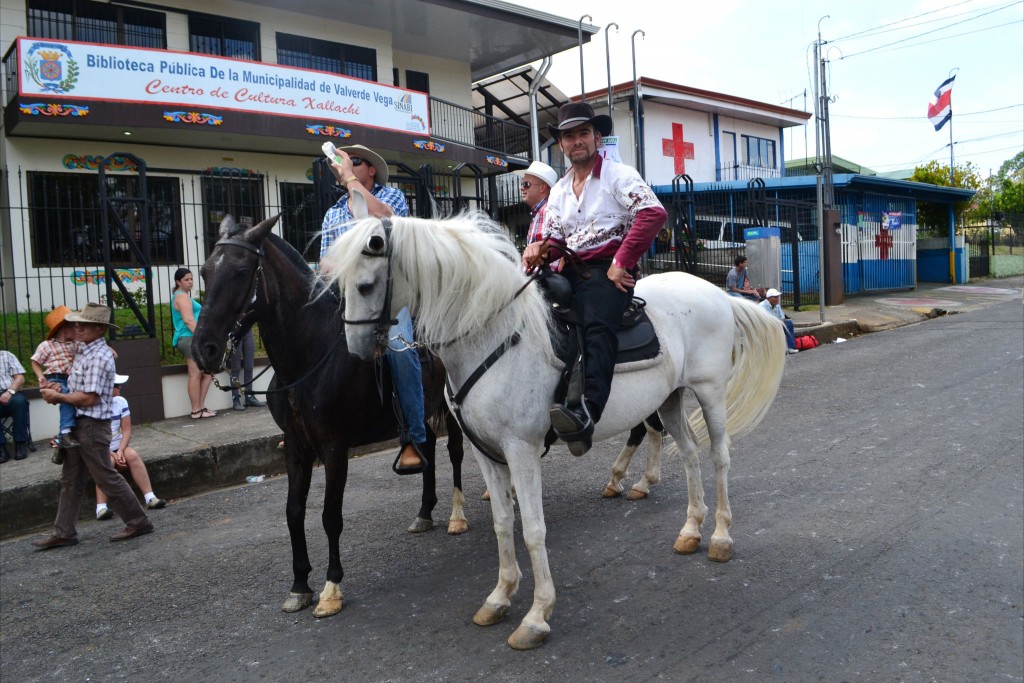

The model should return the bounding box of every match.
[689,298,786,447]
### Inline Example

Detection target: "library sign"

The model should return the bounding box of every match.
[17,38,430,135]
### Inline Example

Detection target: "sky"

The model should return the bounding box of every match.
[505,0,1024,179]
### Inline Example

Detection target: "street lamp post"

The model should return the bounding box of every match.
[631,29,645,177]
[578,14,592,100]
[604,22,619,115]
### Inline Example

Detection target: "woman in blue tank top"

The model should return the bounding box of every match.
[172,268,216,419]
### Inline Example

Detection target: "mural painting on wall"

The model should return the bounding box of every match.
[662,122,695,175]
[71,268,146,286]
[306,124,351,138]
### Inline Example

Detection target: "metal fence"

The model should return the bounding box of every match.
[0,160,526,376]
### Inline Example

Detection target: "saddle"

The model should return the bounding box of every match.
[536,268,660,426]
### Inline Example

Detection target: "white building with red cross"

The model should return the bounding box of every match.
[547,77,811,185]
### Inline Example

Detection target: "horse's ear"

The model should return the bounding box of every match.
[351,190,369,220]
[218,214,236,239]
[243,215,280,242]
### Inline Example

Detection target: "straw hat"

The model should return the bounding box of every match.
[338,144,390,184]
[63,303,120,331]
[43,305,72,340]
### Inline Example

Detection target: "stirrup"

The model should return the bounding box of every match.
[392,443,429,476]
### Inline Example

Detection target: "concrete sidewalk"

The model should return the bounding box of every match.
[1,276,1020,541]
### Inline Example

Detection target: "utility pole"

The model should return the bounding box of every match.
[814,17,829,323]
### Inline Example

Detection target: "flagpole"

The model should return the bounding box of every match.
[947,67,958,284]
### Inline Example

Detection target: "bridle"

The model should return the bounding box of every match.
[340,218,398,354]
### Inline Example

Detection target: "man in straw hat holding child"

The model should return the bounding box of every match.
[32,303,153,549]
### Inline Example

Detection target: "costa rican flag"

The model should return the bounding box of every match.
[927,76,955,131]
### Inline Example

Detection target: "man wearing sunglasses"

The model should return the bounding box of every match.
[320,145,429,476]
[522,161,559,246]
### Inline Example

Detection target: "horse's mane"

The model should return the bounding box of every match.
[323,212,553,359]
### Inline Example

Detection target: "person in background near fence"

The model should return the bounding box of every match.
[726,255,762,302]
[759,288,798,354]
[229,329,264,411]
[521,160,559,270]
[523,102,668,457]
[320,143,429,476]
[172,267,216,419]
[95,373,166,520]
[31,305,83,456]
[0,349,30,463]
[33,303,153,549]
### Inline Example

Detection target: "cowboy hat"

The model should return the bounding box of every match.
[63,303,120,331]
[523,161,559,189]
[547,102,613,139]
[114,374,130,385]
[338,144,390,184]
[43,305,72,340]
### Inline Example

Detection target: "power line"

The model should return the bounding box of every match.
[872,143,1024,169]
[838,2,1022,60]
[846,18,1024,58]
[831,0,1004,43]
[829,0,979,41]
[833,104,1024,120]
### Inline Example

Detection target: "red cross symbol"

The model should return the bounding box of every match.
[875,228,894,260]
[662,122,695,175]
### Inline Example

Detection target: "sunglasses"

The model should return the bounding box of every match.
[520,181,534,189]
[350,157,365,166]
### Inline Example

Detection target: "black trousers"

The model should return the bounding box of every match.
[564,261,633,423]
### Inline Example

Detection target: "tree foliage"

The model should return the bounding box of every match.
[910,160,981,231]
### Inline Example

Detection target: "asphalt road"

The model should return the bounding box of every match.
[2,300,1022,682]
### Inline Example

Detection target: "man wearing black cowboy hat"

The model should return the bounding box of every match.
[523,102,668,456]
[33,303,153,548]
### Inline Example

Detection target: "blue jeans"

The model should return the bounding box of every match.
[0,392,30,444]
[387,307,426,445]
[783,319,796,350]
[50,377,77,432]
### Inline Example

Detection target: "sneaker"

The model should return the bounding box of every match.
[787,348,799,354]
[14,443,28,460]
[147,498,167,509]
[51,448,66,465]
[232,396,245,411]
[96,508,113,521]
[244,394,265,408]
[58,433,80,449]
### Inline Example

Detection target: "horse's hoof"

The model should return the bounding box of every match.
[407,517,434,533]
[313,597,344,618]
[673,535,701,554]
[281,592,313,613]
[708,540,734,562]
[312,582,344,618]
[447,518,469,535]
[602,485,621,498]
[507,622,550,650]
[473,603,508,627]
[625,488,649,501]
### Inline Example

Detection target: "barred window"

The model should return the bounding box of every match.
[27,172,183,268]
[189,14,259,60]
[276,33,376,81]
[279,182,323,259]
[742,135,776,169]
[200,172,266,257]
[27,0,166,48]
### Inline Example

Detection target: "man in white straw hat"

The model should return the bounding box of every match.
[319,145,429,476]
[521,160,559,246]
[759,288,798,353]
[34,303,153,548]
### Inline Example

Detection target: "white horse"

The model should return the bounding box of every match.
[322,211,786,650]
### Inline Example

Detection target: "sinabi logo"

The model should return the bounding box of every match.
[393,93,414,113]
[24,42,79,94]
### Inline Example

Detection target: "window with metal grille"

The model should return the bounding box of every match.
[276,33,376,81]
[189,14,259,60]
[741,135,776,169]
[27,172,183,268]
[200,172,266,257]
[27,0,166,48]
[278,182,323,260]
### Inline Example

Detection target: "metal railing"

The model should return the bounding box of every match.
[429,97,530,159]
[718,164,782,181]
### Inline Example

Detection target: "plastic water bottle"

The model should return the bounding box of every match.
[246,475,265,483]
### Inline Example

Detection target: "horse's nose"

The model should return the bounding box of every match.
[194,342,221,372]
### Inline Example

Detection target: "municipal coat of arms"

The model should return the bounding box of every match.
[24,42,79,94]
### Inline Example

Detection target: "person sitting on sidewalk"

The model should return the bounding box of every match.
[759,288,798,354]
[31,305,83,453]
[726,256,762,302]
[0,349,30,463]
[95,374,167,520]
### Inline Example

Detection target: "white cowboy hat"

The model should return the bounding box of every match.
[766,288,781,298]
[114,374,130,385]
[523,161,558,189]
